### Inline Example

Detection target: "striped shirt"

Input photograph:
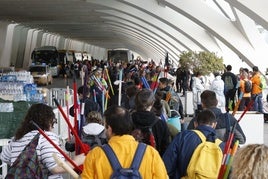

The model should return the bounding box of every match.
[1,130,65,179]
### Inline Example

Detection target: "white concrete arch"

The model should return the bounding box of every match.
[0,21,10,67]
[163,0,268,72]
[107,27,164,61]
[111,0,268,72]
[105,20,178,62]
[81,0,190,64]
[0,0,267,73]
[108,0,223,63]
[101,13,187,54]
[226,0,268,30]
[0,24,18,67]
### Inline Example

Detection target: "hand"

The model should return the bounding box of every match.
[73,153,86,166]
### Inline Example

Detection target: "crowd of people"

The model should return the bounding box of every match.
[1,58,267,178]
[176,64,267,115]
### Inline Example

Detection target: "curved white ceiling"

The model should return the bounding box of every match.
[0,0,268,72]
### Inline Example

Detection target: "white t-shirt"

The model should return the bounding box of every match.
[1,130,65,179]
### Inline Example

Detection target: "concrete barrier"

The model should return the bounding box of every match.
[234,111,264,146]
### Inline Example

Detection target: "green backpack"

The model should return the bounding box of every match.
[224,76,234,91]
[5,133,48,179]
[183,130,223,179]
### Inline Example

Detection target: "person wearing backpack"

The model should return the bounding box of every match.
[238,70,252,111]
[81,111,107,148]
[163,109,225,178]
[153,90,179,141]
[251,66,264,113]
[221,65,238,111]
[131,88,171,156]
[81,105,168,178]
[0,103,85,179]
[158,77,185,130]
[187,90,246,145]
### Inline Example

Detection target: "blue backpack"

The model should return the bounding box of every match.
[102,143,147,179]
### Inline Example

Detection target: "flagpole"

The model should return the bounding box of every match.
[105,67,114,95]
[53,97,89,154]
[218,99,254,179]
[30,121,82,173]
[118,69,123,106]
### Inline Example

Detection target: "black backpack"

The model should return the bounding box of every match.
[244,80,252,93]
[5,133,48,179]
[102,143,147,179]
[81,129,107,148]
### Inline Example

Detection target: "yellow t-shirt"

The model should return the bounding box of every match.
[81,135,168,179]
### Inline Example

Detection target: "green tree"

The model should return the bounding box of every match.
[179,51,225,75]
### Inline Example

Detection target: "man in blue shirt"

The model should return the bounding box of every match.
[162,109,225,178]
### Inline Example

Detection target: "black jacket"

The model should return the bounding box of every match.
[131,111,170,156]
[69,97,100,117]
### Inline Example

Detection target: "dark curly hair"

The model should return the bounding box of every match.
[14,103,56,140]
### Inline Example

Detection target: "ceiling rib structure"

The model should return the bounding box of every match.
[0,0,268,72]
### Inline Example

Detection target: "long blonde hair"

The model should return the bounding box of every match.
[231,144,268,179]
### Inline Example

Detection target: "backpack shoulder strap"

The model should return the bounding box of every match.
[193,130,222,145]
[215,139,222,146]
[192,130,206,143]
[21,133,40,152]
[102,144,122,170]
[94,129,105,145]
[102,143,147,171]
[9,133,40,167]
[130,143,147,169]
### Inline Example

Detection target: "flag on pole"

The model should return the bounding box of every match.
[164,52,169,78]
[165,52,169,67]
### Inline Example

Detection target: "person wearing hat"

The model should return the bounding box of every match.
[94,68,108,89]
[89,68,108,113]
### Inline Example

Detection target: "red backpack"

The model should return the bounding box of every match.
[131,120,158,148]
